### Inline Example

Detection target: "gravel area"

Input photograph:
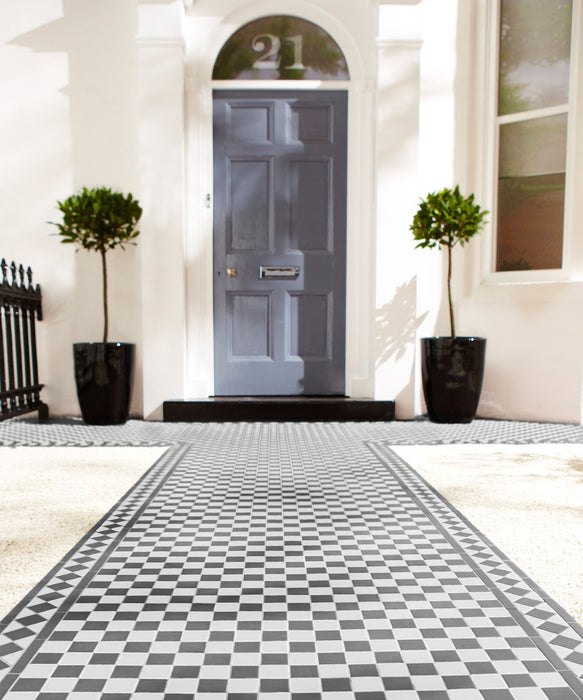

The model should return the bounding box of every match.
[0,446,166,620]
[393,443,583,624]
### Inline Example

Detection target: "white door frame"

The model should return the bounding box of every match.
[183,6,378,400]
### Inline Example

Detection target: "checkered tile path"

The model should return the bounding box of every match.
[0,421,582,699]
[2,416,583,447]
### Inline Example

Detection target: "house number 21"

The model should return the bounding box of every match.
[252,34,306,71]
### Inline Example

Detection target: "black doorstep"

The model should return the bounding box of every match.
[163,397,395,422]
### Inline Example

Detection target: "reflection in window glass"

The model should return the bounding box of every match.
[497,115,567,271]
[499,115,567,178]
[497,173,565,271]
[213,16,349,81]
[498,0,572,115]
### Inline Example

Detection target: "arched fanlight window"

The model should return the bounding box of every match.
[213,15,349,81]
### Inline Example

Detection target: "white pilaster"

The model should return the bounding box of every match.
[137,0,186,419]
[374,19,423,417]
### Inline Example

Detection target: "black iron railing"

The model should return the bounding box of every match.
[0,259,48,421]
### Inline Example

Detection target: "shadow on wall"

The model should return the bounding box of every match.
[376,277,428,412]
[8,0,139,187]
[375,276,427,369]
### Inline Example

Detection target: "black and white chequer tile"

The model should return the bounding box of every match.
[0,418,582,699]
[3,416,583,447]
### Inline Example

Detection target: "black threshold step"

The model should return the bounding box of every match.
[163,397,395,422]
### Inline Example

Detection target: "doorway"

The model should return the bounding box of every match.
[212,89,348,395]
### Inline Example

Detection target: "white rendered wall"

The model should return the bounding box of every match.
[4,0,583,423]
[377,0,583,424]
[137,1,186,420]
[375,0,461,418]
[1,0,143,418]
[457,0,583,424]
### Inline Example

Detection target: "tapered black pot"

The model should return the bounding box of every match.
[73,342,134,425]
[421,337,486,423]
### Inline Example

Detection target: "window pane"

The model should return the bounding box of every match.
[496,173,565,271]
[498,0,572,115]
[496,114,567,271]
[213,16,349,80]
[499,114,567,178]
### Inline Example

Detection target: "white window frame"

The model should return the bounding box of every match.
[481,0,582,286]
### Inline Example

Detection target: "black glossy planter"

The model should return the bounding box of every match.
[421,337,486,423]
[73,342,134,425]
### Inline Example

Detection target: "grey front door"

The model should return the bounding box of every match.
[213,90,347,395]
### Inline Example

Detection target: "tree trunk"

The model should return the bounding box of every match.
[447,244,455,337]
[101,249,108,343]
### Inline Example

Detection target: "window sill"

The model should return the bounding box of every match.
[472,272,583,304]
[484,268,569,285]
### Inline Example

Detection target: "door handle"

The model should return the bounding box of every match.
[227,267,237,277]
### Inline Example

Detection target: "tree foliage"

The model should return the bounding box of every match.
[411,186,488,337]
[411,186,487,251]
[51,187,142,253]
[50,187,142,343]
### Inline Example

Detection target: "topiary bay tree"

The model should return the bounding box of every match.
[51,186,142,343]
[50,186,142,425]
[411,185,489,423]
[411,185,487,337]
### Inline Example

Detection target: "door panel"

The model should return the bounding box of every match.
[288,293,331,360]
[229,159,272,251]
[230,104,273,143]
[228,294,272,359]
[213,89,347,395]
[291,104,332,142]
[289,158,331,251]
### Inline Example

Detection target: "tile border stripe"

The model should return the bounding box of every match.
[0,444,190,693]
[367,441,583,690]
